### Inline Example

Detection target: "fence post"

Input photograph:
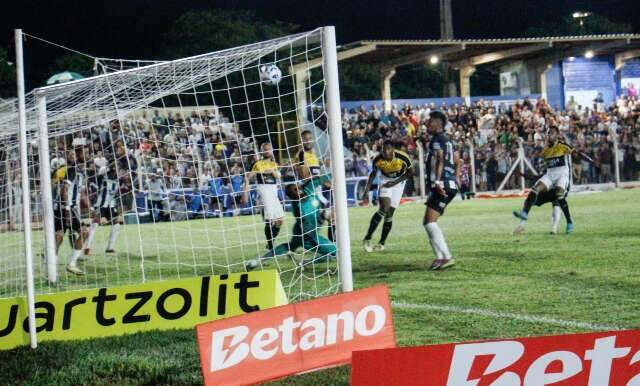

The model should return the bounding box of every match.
[468,139,476,193]
[611,127,621,187]
[417,140,426,199]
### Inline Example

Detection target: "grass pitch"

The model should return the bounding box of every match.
[1,188,639,385]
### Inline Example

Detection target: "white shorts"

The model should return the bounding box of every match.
[378,178,406,209]
[537,167,570,192]
[256,184,284,221]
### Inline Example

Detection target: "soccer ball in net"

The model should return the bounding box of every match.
[259,64,282,86]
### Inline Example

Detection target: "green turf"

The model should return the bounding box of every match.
[2,189,640,385]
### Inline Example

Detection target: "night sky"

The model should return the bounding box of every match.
[2,0,639,89]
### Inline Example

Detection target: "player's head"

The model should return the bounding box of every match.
[301,130,313,151]
[284,184,300,200]
[107,166,118,179]
[547,126,560,144]
[428,111,447,135]
[382,140,395,160]
[261,142,273,159]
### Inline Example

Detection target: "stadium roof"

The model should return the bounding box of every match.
[329,34,640,70]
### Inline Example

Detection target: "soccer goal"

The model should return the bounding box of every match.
[5,27,352,315]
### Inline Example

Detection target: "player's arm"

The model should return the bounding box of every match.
[241,170,255,205]
[295,149,311,181]
[454,151,462,188]
[383,155,413,188]
[565,143,594,163]
[433,148,448,197]
[362,160,378,197]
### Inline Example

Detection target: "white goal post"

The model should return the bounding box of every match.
[4,27,353,341]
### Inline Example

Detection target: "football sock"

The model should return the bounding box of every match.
[380,219,393,245]
[558,198,573,224]
[522,189,539,215]
[70,249,82,266]
[265,222,281,250]
[328,223,336,242]
[552,205,561,232]
[424,223,442,259]
[365,210,384,240]
[85,222,98,249]
[106,224,120,250]
[425,222,451,260]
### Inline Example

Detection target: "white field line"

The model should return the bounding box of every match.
[392,301,622,331]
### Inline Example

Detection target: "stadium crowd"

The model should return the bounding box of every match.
[7,93,636,225]
[342,94,640,196]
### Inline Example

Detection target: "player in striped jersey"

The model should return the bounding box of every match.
[424,111,459,271]
[513,126,593,235]
[242,143,284,251]
[83,165,123,255]
[362,140,413,252]
[52,152,87,275]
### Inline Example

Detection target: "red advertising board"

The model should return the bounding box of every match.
[352,329,640,386]
[196,285,395,386]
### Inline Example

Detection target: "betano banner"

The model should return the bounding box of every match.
[196,285,396,386]
[0,270,287,350]
[352,329,640,386]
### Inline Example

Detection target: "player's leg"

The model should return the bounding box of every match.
[378,181,405,250]
[261,187,284,251]
[66,211,85,275]
[513,177,549,234]
[105,210,122,253]
[302,232,337,264]
[83,211,100,256]
[264,219,283,251]
[247,226,302,270]
[424,188,456,270]
[554,184,573,234]
[363,197,389,252]
[54,210,65,255]
[551,201,562,235]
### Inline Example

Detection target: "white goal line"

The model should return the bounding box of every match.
[392,301,622,332]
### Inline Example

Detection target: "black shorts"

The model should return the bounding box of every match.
[100,207,118,221]
[535,189,568,206]
[54,207,82,233]
[426,187,458,215]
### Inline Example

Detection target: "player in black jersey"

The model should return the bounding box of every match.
[84,165,123,255]
[424,111,459,271]
[52,151,87,275]
[362,140,413,252]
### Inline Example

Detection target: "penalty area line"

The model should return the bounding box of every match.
[392,302,622,331]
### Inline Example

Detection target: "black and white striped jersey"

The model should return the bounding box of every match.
[96,178,119,209]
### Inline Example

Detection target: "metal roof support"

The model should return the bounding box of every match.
[453,43,552,69]
[289,43,377,73]
[381,68,396,113]
[459,66,476,105]
[380,45,465,71]
[615,49,640,70]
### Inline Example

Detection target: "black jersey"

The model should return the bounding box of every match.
[427,132,457,188]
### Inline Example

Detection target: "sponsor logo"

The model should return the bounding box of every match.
[196,285,395,386]
[0,271,287,350]
[352,329,640,386]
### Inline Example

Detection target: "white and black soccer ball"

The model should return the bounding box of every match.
[259,64,282,86]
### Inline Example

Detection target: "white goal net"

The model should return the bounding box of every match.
[1,27,352,304]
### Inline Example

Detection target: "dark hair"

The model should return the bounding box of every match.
[301,130,313,137]
[429,110,448,125]
[547,125,560,134]
[382,139,395,149]
[285,184,298,199]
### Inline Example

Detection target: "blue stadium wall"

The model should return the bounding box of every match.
[341,57,640,111]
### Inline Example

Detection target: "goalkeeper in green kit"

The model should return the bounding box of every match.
[246,174,336,270]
